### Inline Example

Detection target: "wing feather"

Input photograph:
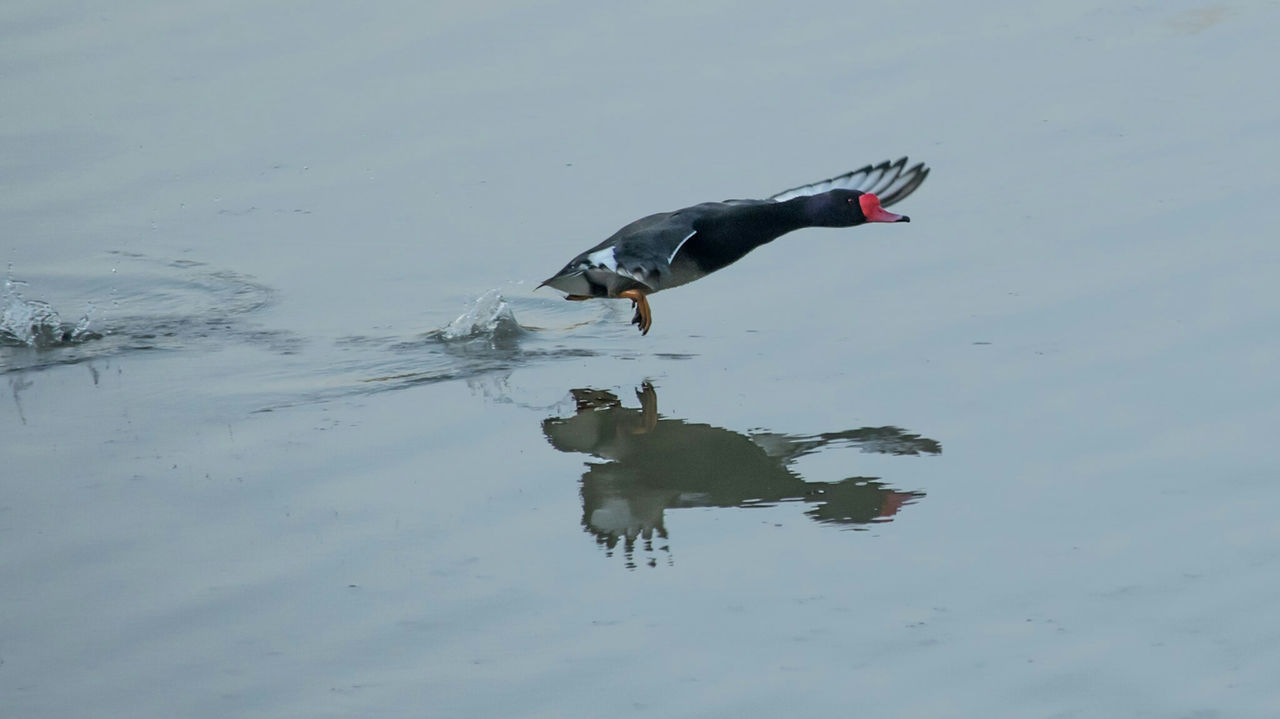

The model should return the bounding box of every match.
[768,157,929,208]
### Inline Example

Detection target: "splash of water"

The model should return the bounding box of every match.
[440,289,521,341]
[0,275,99,348]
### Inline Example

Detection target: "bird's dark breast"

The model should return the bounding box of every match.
[687,239,744,274]
[683,219,785,276]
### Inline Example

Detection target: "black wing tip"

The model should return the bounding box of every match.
[855,156,929,177]
[876,160,930,208]
[768,156,929,202]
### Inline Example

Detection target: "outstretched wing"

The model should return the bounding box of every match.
[767,157,929,208]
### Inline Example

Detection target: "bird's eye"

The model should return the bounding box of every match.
[847,197,855,205]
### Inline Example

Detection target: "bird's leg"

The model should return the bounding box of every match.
[621,383,659,436]
[564,294,592,301]
[617,289,652,335]
[636,381,658,432]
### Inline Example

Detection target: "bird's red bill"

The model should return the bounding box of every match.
[859,193,907,223]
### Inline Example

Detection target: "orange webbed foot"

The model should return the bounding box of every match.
[617,289,652,335]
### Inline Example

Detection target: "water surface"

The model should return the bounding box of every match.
[4,1,1280,717]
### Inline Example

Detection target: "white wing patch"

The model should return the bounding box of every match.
[769,177,845,202]
[667,230,698,263]
[584,247,618,272]
[577,246,655,288]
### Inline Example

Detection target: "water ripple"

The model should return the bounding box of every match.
[0,255,300,374]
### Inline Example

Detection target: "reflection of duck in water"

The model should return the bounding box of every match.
[541,383,940,567]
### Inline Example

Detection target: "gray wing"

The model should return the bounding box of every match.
[607,211,701,284]
[768,157,929,208]
[542,211,699,295]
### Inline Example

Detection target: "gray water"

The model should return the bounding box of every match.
[4,2,1279,717]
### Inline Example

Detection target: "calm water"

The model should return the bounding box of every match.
[4,1,1280,717]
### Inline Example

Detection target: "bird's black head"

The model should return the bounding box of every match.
[804,190,909,227]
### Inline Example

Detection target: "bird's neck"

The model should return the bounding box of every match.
[687,200,812,274]
[729,199,813,244]
[795,193,857,227]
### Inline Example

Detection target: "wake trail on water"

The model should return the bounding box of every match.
[1,274,101,349]
[0,255,299,375]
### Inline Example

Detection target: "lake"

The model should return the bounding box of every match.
[3,1,1279,717]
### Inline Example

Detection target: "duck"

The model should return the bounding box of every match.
[540,157,928,335]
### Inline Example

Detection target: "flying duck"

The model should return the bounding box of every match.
[540,157,928,335]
